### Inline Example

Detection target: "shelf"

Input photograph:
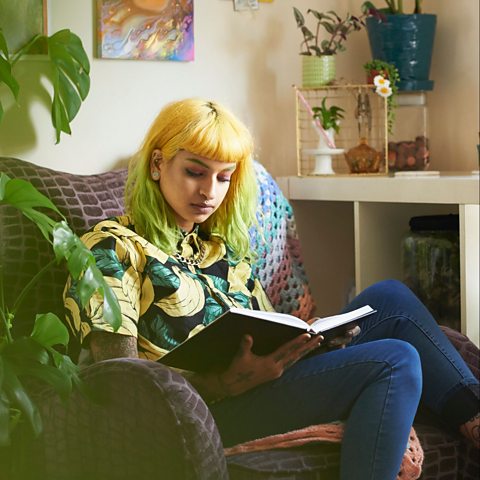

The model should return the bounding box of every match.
[276,174,479,347]
[276,174,480,205]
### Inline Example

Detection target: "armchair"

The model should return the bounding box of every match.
[1,157,478,480]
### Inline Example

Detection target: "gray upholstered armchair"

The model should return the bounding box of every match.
[1,157,478,480]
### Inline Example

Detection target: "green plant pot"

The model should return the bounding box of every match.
[302,55,336,88]
[366,14,437,91]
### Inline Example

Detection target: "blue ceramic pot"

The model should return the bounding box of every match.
[366,14,437,91]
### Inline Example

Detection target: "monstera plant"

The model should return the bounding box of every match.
[0,27,90,143]
[0,173,120,476]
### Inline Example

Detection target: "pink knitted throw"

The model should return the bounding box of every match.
[224,423,423,480]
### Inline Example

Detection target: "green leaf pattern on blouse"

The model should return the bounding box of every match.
[64,216,274,361]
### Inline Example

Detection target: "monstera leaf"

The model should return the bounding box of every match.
[0,172,121,446]
[0,28,90,143]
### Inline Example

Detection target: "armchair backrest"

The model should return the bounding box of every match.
[0,157,314,341]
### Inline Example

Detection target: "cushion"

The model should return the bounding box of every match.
[0,157,127,337]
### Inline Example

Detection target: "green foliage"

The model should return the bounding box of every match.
[293,6,366,56]
[362,0,423,15]
[312,98,345,134]
[363,59,399,134]
[0,172,121,447]
[0,28,90,143]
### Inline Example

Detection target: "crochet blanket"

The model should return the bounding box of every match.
[225,423,423,480]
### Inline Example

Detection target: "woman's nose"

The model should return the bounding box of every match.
[199,178,215,200]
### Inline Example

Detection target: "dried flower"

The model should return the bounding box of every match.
[374,75,390,89]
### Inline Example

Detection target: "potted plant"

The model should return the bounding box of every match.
[361,1,436,91]
[0,27,90,143]
[363,59,399,134]
[308,98,345,174]
[293,7,367,87]
[0,174,121,476]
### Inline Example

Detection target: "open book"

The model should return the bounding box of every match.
[159,305,375,372]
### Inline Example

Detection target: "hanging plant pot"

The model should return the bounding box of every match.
[302,55,336,88]
[365,14,436,91]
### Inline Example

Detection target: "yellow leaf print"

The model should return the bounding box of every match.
[64,295,81,333]
[228,261,252,297]
[200,235,226,268]
[155,266,205,317]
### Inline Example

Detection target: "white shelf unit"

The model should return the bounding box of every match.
[276,174,480,347]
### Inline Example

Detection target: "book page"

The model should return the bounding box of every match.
[310,305,375,334]
[228,307,308,329]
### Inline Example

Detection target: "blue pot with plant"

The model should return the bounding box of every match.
[362,1,436,91]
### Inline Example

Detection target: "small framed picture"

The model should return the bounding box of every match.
[96,0,194,61]
[0,0,47,53]
[233,0,259,12]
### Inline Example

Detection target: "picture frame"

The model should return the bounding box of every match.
[96,0,194,61]
[0,0,47,53]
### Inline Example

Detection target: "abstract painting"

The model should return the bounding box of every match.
[96,0,194,61]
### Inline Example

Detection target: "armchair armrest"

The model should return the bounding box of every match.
[31,359,227,480]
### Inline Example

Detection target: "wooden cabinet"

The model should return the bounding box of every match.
[276,174,480,346]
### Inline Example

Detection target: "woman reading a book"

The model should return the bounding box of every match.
[64,98,479,480]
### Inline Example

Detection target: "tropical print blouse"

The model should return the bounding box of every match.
[63,216,274,362]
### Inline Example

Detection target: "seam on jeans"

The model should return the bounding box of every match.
[270,358,395,386]
[370,363,394,480]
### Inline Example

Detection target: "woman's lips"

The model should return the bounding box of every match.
[191,203,214,214]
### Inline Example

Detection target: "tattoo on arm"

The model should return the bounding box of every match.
[89,332,138,363]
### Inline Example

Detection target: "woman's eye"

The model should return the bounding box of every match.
[185,168,203,177]
[218,176,232,183]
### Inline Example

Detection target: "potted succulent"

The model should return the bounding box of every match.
[0,27,90,143]
[361,1,436,91]
[0,173,121,478]
[293,7,366,87]
[308,98,345,174]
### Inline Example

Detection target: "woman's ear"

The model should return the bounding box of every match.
[150,149,162,180]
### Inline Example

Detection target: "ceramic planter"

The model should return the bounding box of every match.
[366,14,437,91]
[302,55,336,88]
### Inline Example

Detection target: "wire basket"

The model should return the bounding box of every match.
[294,85,389,176]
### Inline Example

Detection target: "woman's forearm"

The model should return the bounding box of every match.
[89,331,139,362]
[184,371,230,404]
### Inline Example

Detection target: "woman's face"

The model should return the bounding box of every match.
[151,149,236,232]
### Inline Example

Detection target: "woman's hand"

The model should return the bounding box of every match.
[307,315,361,350]
[326,325,361,349]
[219,332,322,396]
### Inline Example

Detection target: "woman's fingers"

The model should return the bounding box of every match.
[273,333,323,367]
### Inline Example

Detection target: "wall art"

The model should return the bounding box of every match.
[97,0,194,61]
[0,0,47,53]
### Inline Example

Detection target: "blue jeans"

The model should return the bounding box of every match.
[210,280,479,480]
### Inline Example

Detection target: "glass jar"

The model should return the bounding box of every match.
[401,214,460,330]
[388,92,430,171]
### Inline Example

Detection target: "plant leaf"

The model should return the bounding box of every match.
[47,29,90,143]
[14,362,72,400]
[52,221,79,262]
[3,360,42,437]
[102,283,122,331]
[293,7,305,27]
[31,313,69,348]
[2,337,49,365]
[0,30,20,100]
[1,177,62,215]
[0,172,10,200]
[0,387,11,446]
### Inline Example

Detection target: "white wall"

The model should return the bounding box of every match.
[0,0,478,175]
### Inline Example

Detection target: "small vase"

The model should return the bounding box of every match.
[302,55,336,88]
[305,128,344,175]
[345,137,381,174]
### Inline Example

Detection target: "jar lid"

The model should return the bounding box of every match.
[409,214,459,232]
